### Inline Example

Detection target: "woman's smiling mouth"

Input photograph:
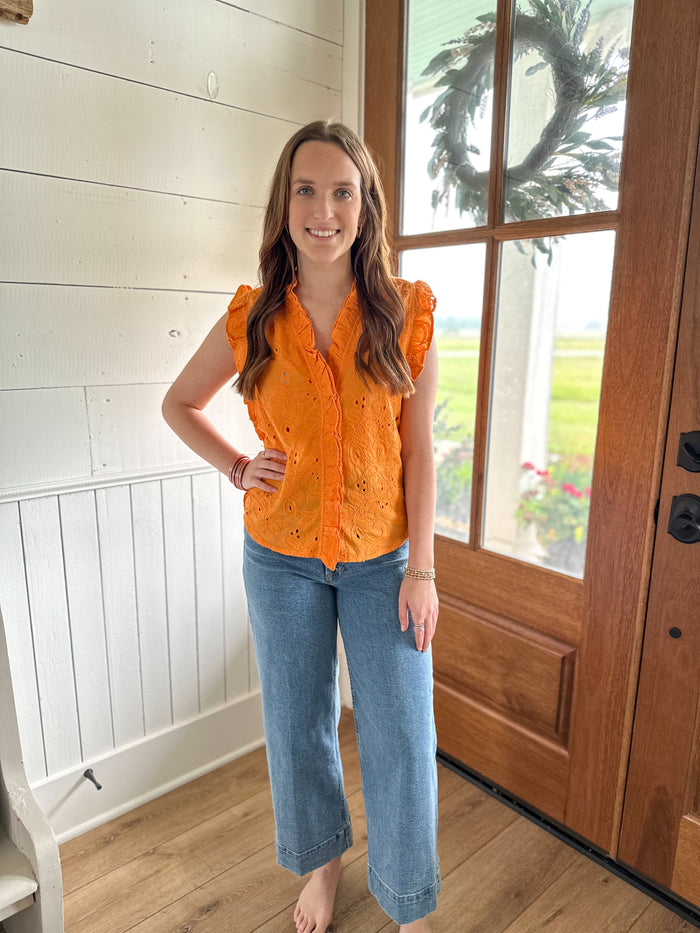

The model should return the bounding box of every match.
[307,228,339,238]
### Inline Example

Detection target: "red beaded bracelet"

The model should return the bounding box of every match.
[228,455,250,490]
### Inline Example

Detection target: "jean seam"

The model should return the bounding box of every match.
[343,644,362,766]
[332,649,349,832]
[368,861,441,904]
[277,822,352,860]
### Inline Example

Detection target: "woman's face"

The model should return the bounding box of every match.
[287,140,363,277]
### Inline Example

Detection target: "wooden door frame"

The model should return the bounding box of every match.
[616,130,700,900]
[365,0,700,855]
[565,2,700,854]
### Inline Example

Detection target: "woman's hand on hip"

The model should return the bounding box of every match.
[399,578,439,653]
[242,449,287,493]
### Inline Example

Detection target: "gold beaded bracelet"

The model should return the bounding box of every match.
[404,567,436,581]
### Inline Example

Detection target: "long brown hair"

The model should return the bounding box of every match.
[235,121,414,400]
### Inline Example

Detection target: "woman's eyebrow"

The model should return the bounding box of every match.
[292,178,359,189]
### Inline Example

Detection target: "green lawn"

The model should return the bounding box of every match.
[435,335,605,457]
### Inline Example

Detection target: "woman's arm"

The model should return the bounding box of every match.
[398,337,439,652]
[162,313,285,492]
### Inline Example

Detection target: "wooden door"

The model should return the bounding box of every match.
[616,136,700,906]
[365,0,700,860]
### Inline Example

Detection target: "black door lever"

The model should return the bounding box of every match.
[668,494,700,543]
[677,431,700,472]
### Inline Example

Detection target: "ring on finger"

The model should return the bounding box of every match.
[413,623,425,631]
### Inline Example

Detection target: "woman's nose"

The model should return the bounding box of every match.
[313,193,334,219]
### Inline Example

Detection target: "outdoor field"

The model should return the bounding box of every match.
[435,334,606,458]
[433,332,605,565]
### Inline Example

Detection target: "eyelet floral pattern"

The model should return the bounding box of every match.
[226,278,435,569]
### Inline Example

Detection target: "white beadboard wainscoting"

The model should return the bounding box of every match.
[0,0,363,841]
[0,470,261,842]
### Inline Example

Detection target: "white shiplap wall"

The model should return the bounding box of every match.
[0,0,363,841]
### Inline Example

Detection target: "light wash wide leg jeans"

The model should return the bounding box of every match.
[242,530,440,925]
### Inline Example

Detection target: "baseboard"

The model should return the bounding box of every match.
[30,691,264,844]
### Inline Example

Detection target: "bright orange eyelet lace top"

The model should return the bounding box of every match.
[225,278,435,570]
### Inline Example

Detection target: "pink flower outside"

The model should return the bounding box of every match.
[562,483,583,498]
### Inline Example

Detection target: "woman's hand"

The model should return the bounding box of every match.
[399,577,439,652]
[242,448,287,493]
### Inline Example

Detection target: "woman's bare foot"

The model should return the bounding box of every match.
[293,855,343,933]
[399,919,432,932]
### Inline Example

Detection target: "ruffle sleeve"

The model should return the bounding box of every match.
[225,284,256,372]
[404,279,436,380]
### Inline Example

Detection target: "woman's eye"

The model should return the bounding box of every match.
[297,186,312,196]
[336,189,351,199]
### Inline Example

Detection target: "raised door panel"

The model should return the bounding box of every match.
[435,683,570,820]
[434,598,575,743]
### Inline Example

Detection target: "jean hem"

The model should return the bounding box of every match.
[368,862,441,924]
[276,822,353,876]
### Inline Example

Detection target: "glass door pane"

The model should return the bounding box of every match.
[402,0,497,234]
[503,0,633,222]
[401,245,486,541]
[482,231,614,576]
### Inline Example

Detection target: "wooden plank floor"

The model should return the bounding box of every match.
[54,709,696,933]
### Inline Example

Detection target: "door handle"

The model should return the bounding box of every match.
[682,441,700,462]
[677,431,700,472]
[667,494,700,543]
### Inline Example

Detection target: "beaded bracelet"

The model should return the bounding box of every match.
[404,567,436,580]
[228,455,251,490]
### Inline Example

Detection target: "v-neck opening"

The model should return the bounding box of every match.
[288,281,358,366]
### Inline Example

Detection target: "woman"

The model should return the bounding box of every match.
[162,121,440,933]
